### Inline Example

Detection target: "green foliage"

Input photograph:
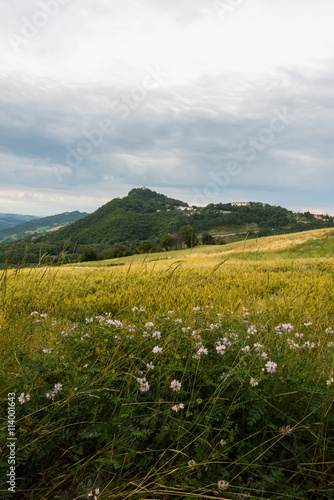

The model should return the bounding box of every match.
[201,232,216,245]
[160,233,176,251]
[137,240,154,253]
[179,225,197,248]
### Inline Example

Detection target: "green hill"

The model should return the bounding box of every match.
[0,213,39,232]
[0,211,89,242]
[0,187,333,266]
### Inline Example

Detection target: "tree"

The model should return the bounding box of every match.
[202,232,215,245]
[80,247,97,262]
[160,234,175,251]
[137,240,154,254]
[179,225,197,248]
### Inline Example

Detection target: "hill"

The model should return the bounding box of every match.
[0,213,39,232]
[0,187,333,265]
[0,211,89,243]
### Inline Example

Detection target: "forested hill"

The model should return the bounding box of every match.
[42,188,188,245]
[0,187,333,265]
[0,211,88,242]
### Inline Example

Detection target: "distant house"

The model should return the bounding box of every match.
[313,214,323,220]
[231,202,250,207]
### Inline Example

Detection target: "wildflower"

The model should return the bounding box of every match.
[280,425,292,435]
[54,383,62,392]
[139,307,146,312]
[83,364,88,368]
[193,345,208,359]
[302,341,315,349]
[295,333,304,338]
[193,306,201,311]
[241,345,250,353]
[287,338,299,350]
[261,352,268,359]
[325,327,333,335]
[253,342,263,351]
[152,331,161,339]
[88,488,100,499]
[247,325,257,335]
[167,310,175,315]
[227,309,234,315]
[265,360,277,374]
[128,327,136,333]
[85,317,94,324]
[216,343,226,355]
[61,331,68,337]
[326,373,334,386]
[304,322,312,327]
[220,439,227,446]
[142,332,150,338]
[250,378,259,387]
[145,322,154,330]
[18,393,30,404]
[171,380,181,391]
[328,342,334,348]
[132,306,138,312]
[282,323,294,333]
[218,479,229,491]
[46,393,55,400]
[242,307,249,317]
[42,348,52,354]
[152,346,162,354]
[126,335,134,339]
[30,311,39,316]
[229,332,238,340]
[171,403,184,412]
[137,377,150,392]
[175,318,182,323]
[146,362,155,370]
[188,459,196,469]
[139,381,150,392]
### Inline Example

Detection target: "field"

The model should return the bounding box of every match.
[1,229,334,499]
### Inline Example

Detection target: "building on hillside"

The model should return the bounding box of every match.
[313,214,323,220]
[231,202,250,207]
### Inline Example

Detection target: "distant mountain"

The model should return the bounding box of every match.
[0,211,89,243]
[0,213,40,232]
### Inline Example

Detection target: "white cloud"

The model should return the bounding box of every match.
[0,0,333,214]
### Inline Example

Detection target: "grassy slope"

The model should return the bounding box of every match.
[65,227,334,267]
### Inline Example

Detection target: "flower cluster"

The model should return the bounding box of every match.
[46,383,63,400]
[18,393,30,404]
[88,488,100,499]
[280,425,292,435]
[137,377,150,392]
[193,344,208,359]
[265,360,277,374]
[172,403,184,412]
[171,380,181,391]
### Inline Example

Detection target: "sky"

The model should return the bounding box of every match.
[0,0,334,216]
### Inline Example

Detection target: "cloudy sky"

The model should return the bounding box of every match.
[0,0,333,216]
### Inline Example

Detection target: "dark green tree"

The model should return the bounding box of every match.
[179,225,197,248]
[160,234,175,251]
[201,232,215,245]
[137,240,154,253]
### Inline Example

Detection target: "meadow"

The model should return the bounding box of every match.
[0,229,334,499]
